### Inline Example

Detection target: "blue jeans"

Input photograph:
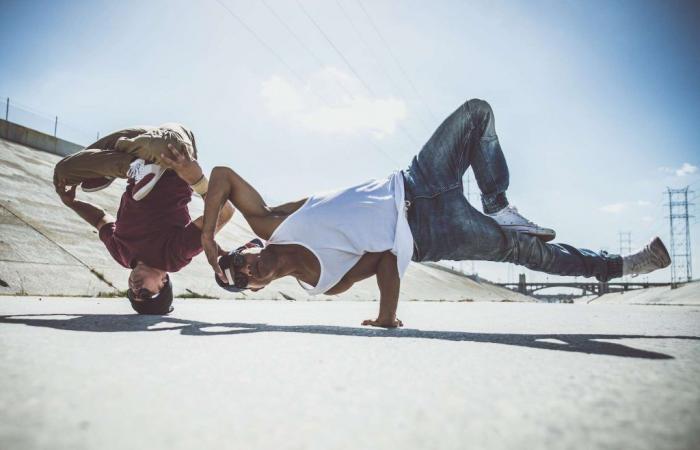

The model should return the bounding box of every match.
[402,99,622,282]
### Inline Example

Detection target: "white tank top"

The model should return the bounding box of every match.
[268,171,414,295]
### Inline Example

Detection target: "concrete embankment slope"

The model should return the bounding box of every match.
[0,135,531,302]
[591,281,700,306]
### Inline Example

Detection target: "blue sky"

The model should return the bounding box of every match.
[2,0,699,285]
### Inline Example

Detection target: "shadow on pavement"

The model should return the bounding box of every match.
[2,313,698,360]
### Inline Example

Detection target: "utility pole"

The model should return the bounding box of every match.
[666,187,693,287]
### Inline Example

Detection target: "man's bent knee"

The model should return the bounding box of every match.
[466,98,493,116]
[53,156,72,184]
[115,127,195,164]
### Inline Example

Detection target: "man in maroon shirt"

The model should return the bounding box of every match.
[53,124,233,314]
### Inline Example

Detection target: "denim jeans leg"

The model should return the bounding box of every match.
[405,188,622,281]
[404,98,509,211]
[465,99,510,213]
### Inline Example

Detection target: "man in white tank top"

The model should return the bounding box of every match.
[200,99,670,328]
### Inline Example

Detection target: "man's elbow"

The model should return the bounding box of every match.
[211,166,233,180]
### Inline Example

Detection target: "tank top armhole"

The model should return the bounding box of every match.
[268,197,313,242]
[267,240,326,294]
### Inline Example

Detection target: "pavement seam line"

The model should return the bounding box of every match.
[0,200,118,291]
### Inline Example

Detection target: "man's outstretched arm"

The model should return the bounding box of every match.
[201,165,307,280]
[54,180,113,230]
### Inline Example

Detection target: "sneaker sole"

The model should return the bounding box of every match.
[81,178,115,193]
[650,237,671,268]
[132,169,166,201]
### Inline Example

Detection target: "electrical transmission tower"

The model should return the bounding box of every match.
[666,187,694,286]
[464,170,477,275]
[618,231,632,255]
[618,231,632,280]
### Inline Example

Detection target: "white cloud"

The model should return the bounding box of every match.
[600,202,627,213]
[676,162,697,177]
[260,68,407,138]
[260,76,304,115]
[658,162,698,177]
[600,200,651,214]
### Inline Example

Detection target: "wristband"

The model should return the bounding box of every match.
[190,175,209,196]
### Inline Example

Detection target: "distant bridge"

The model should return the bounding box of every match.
[497,274,671,296]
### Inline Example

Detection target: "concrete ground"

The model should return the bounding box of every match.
[1,297,699,450]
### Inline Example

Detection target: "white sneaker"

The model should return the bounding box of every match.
[488,205,556,242]
[622,237,671,277]
[127,159,166,201]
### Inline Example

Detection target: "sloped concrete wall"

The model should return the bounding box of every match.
[0,137,531,302]
[0,119,83,157]
[589,281,700,306]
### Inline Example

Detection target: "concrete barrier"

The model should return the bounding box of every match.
[0,119,83,157]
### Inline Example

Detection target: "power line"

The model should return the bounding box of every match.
[260,0,356,100]
[355,0,438,123]
[334,0,434,135]
[212,0,401,166]
[258,0,410,165]
[294,0,422,148]
[213,0,310,88]
[296,0,376,97]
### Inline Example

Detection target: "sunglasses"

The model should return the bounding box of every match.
[216,239,265,292]
[223,252,250,289]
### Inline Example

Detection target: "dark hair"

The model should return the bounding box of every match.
[127,275,173,315]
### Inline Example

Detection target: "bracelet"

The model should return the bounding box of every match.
[190,175,209,196]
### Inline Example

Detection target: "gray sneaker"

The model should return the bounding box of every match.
[487,205,556,242]
[622,237,671,277]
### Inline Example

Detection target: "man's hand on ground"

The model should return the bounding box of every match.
[361,317,404,328]
[161,144,203,185]
[202,233,228,283]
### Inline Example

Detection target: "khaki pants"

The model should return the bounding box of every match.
[54,123,198,186]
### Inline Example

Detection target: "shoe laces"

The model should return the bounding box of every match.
[127,159,151,183]
[505,205,536,225]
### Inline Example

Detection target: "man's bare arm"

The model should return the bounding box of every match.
[204,166,296,240]
[55,182,113,230]
[362,252,403,328]
[192,193,234,235]
[269,198,308,215]
[200,166,282,280]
